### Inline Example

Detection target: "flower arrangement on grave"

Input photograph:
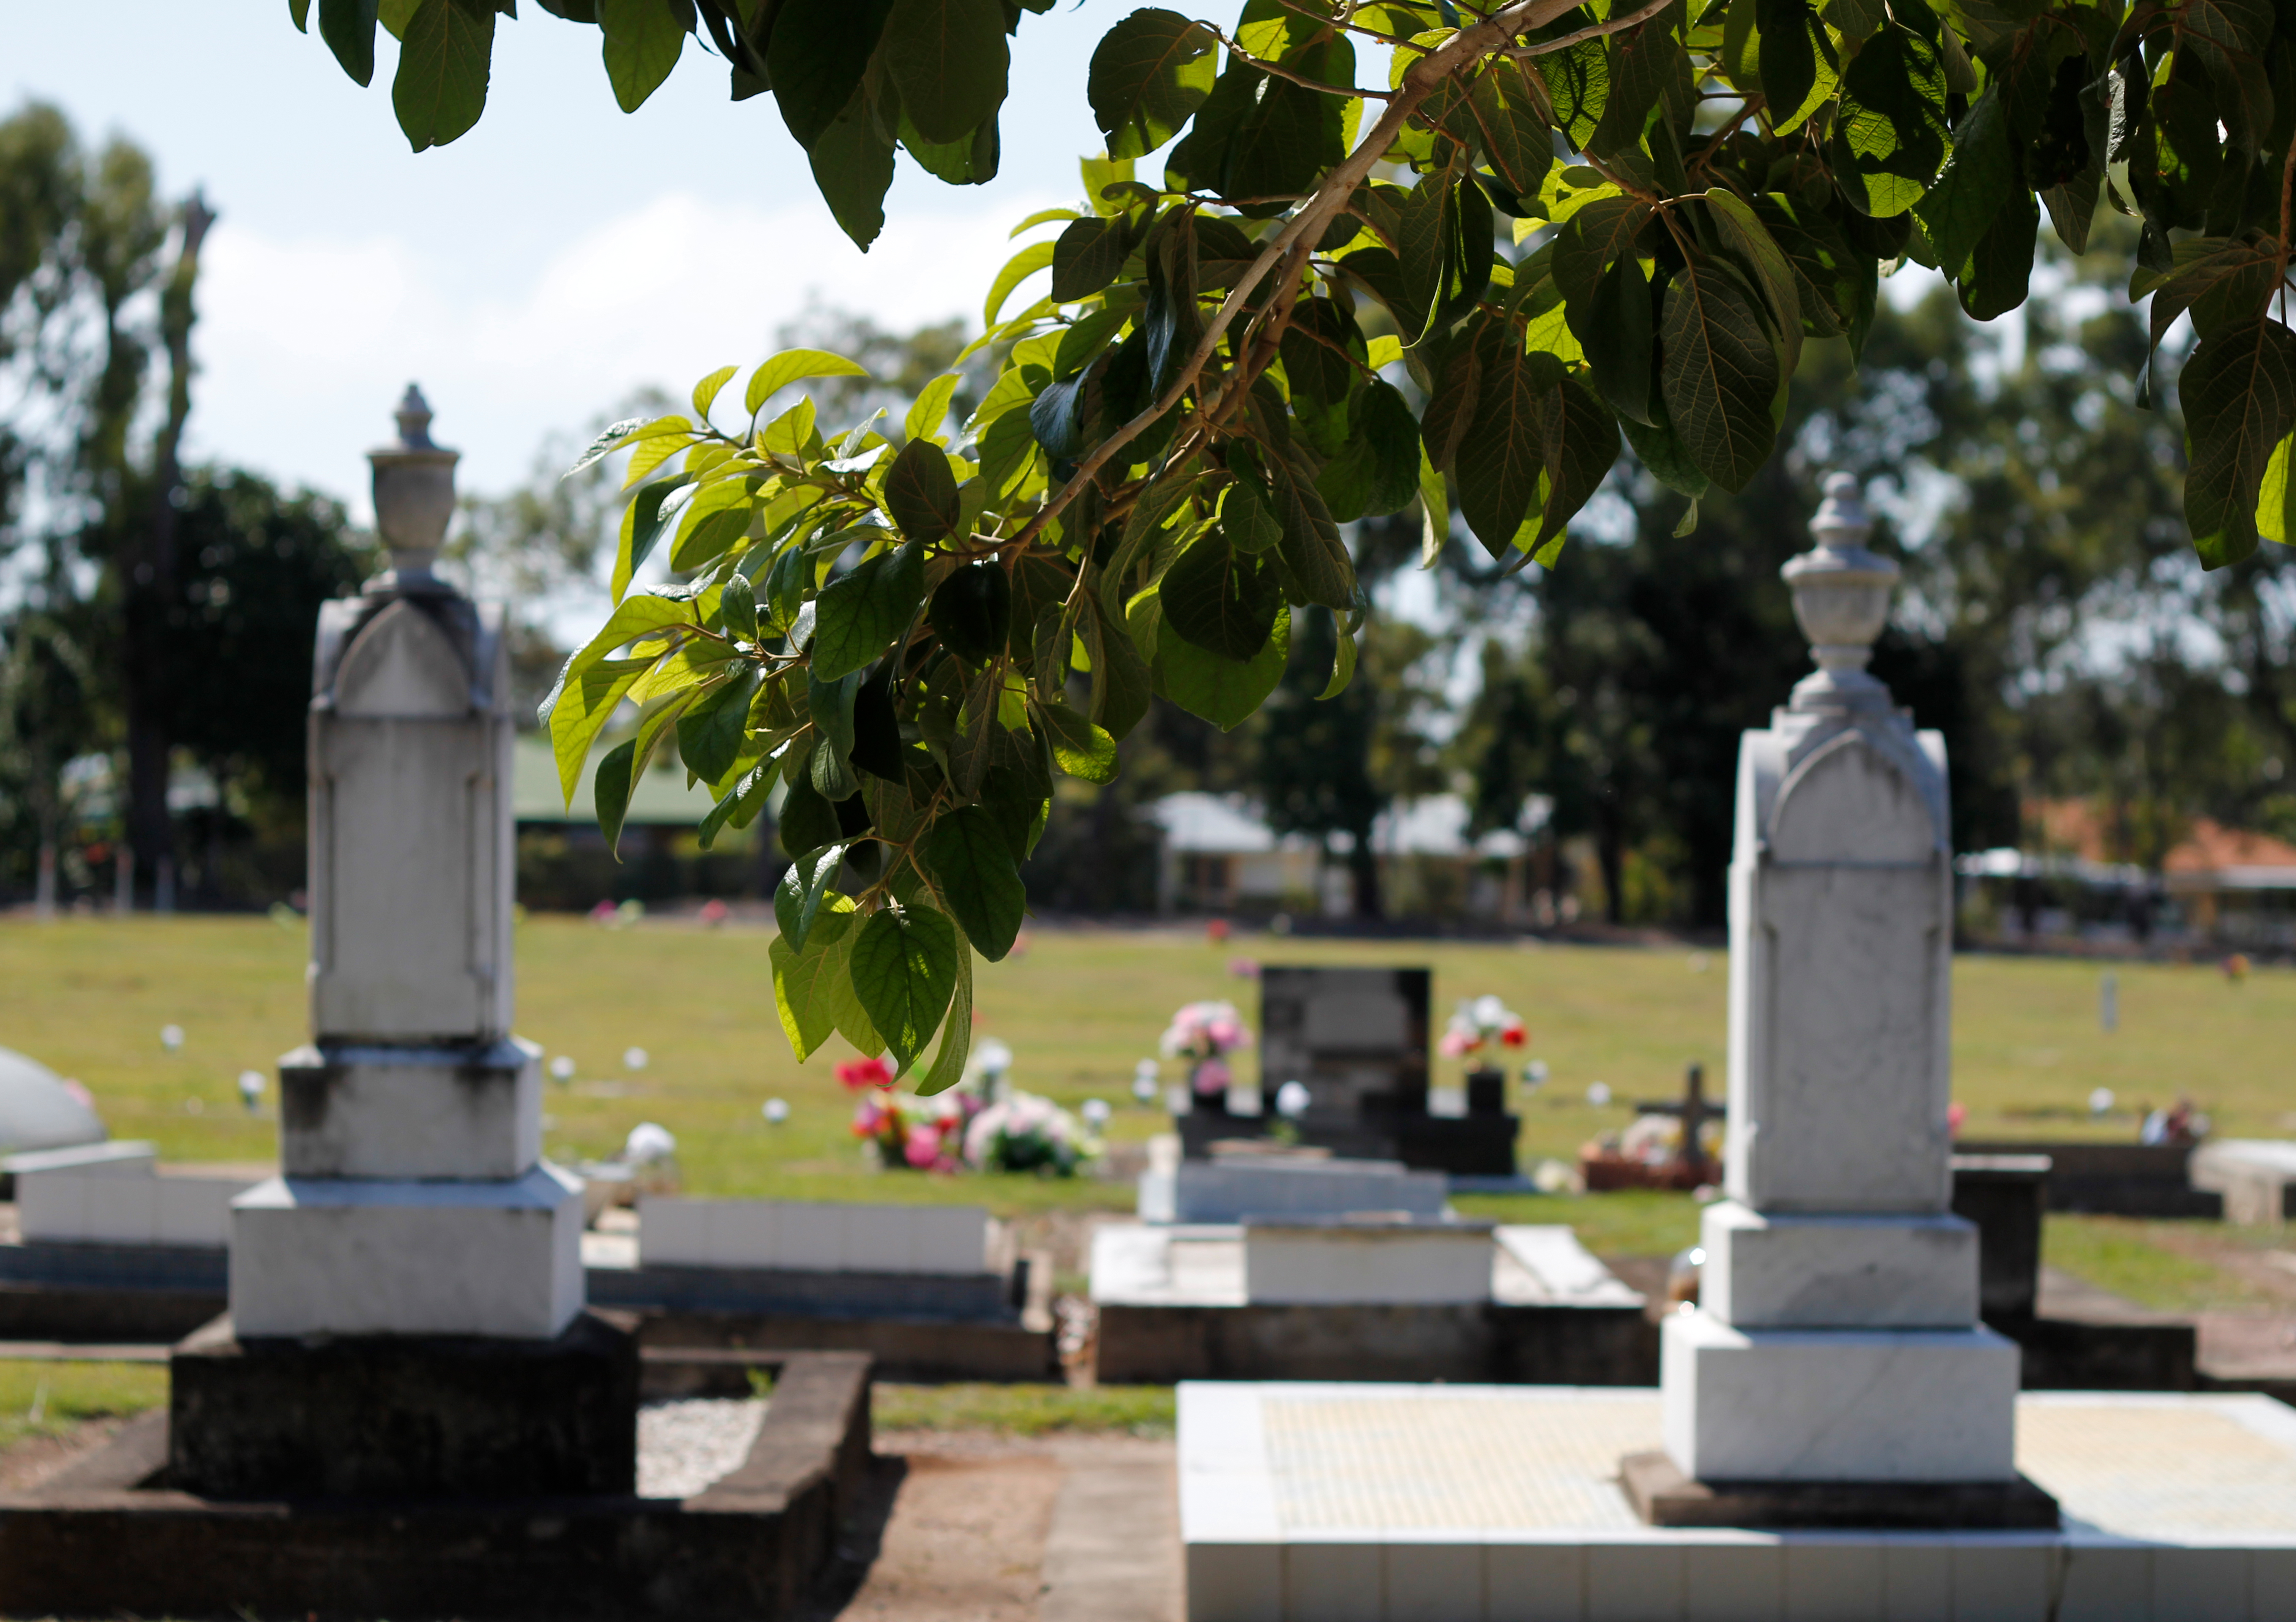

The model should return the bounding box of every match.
[1159,1000,1252,1116]
[1438,995,1527,1061]
[843,1057,972,1172]
[962,1091,1099,1178]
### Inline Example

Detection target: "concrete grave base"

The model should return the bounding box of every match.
[169,1309,639,1499]
[1618,1450,2060,1531]
[1179,1383,2296,1622]
[0,1349,872,1622]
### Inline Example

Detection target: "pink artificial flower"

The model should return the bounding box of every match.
[1206,918,1231,943]
[836,1056,895,1091]
[904,1123,944,1169]
[1206,1017,1245,1052]
[699,899,729,926]
[1193,1057,1233,1096]
[1228,957,1261,979]
[1439,1030,1476,1059]
[1947,1101,1967,1138]
[588,899,618,922]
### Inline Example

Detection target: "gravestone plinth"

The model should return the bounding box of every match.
[1656,475,2039,1513]
[174,388,620,1498]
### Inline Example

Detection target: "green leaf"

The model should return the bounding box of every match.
[1580,248,1654,426]
[770,906,867,1061]
[1316,622,1358,699]
[593,739,639,859]
[779,771,843,856]
[614,474,694,602]
[292,0,314,28]
[1659,262,1780,494]
[1084,599,1153,738]
[720,574,760,643]
[745,347,871,418]
[541,594,700,795]
[1157,601,1290,730]
[698,758,775,849]
[1316,379,1422,522]
[1535,372,1619,551]
[319,0,380,85]
[1914,85,2015,278]
[1037,700,1119,784]
[1455,315,1563,553]
[669,477,758,571]
[1703,188,1801,371]
[393,0,495,152]
[1586,2,1679,160]
[1536,32,1612,148]
[690,364,739,421]
[850,905,962,1072]
[812,540,925,681]
[985,241,1057,328]
[2181,319,2296,569]
[1619,392,1710,499]
[930,562,1013,664]
[1754,0,1818,134]
[769,0,894,149]
[904,372,964,444]
[1051,215,1131,302]
[775,841,852,948]
[1265,447,1357,610]
[808,95,898,250]
[598,0,686,113]
[912,942,975,1096]
[1955,183,2037,322]
[2257,431,2296,547]
[676,663,764,785]
[1161,530,1280,660]
[1463,58,1555,204]
[1831,22,1950,218]
[882,438,963,542]
[921,807,1027,960]
[1089,7,1219,159]
[883,0,1008,144]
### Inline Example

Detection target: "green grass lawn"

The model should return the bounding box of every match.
[873,1382,1175,1435]
[4,916,2290,1266]
[0,1360,167,1453]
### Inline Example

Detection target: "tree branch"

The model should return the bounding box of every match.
[1014,0,1589,552]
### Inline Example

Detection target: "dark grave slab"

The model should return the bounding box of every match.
[1620,1450,2062,1530]
[0,1347,873,1622]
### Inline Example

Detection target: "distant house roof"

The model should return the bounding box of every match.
[511,732,730,826]
[2162,818,2296,891]
[1151,792,1537,861]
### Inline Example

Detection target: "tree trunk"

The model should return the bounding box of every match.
[123,192,214,901]
[1348,834,1383,920]
[1597,806,1627,926]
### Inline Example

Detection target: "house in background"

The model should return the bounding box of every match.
[510,733,770,909]
[1956,798,2296,949]
[1150,792,1551,923]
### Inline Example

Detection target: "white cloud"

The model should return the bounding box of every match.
[186,188,1063,514]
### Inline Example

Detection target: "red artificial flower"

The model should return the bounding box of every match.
[836,1056,895,1091]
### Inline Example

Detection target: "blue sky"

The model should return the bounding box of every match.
[8,3,1117,511]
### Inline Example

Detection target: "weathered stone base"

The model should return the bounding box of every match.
[168,1309,639,1499]
[0,1350,871,1622]
[1620,1450,2061,1530]
[1095,1301,1657,1384]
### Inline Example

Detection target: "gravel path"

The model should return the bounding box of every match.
[637,1397,766,1499]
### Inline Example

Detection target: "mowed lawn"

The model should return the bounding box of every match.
[3,916,2290,1257]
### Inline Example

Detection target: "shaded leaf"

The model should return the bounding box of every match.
[882,438,964,542]
[1659,262,1780,493]
[813,540,925,681]
[922,807,1028,959]
[1089,7,1219,158]
[2181,318,2296,568]
[850,905,962,1071]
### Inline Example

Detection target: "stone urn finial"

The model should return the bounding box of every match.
[367,383,459,596]
[1781,472,1898,714]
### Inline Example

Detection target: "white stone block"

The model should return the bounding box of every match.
[1699,1202,1979,1329]
[1385,1541,1486,1622]
[229,1163,583,1338]
[1242,1220,1493,1305]
[1683,1544,1782,1621]
[2150,1546,2249,1621]
[1877,1540,1952,1621]
[1949,1542,2050,1621]
[911,1207,991,1275]
[278,1039,540,1180]
[1782,1543,1881,1622]
[78,1175,158,1244]
[1286,1540,1381,1622]
[1187,1542,1282,1622]
[777,1202,845,1270]
[1586,1543,1681,1620]
[2055,1544,2149,1622]
[636,1195,712,1267]
[1662,1311,2020,1482]
[155,1172,245,1248]
[708,1200,778,1268]
[3,1140,156,1176]
[1155,1158,1450,1224]
[842,1204,912,1272]
[1486,1543,1583,1622]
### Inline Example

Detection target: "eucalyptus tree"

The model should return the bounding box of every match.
[294,0,2293,1080]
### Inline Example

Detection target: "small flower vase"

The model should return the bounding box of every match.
[1190,1060,1230,1115]
[1466,1065,1507,1116]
